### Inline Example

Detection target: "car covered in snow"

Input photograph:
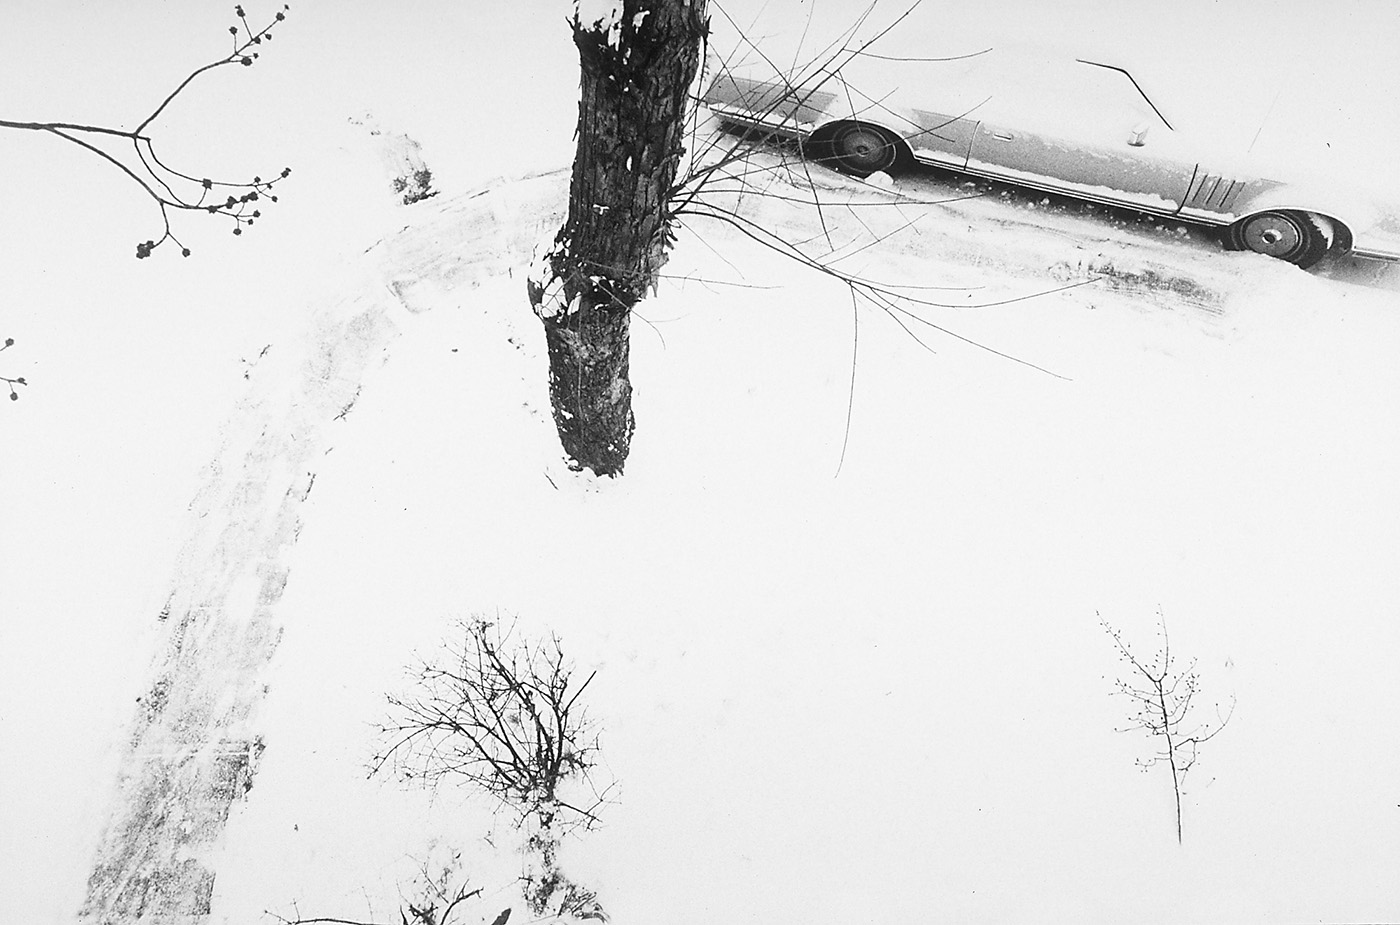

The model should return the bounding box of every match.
[702,48,1400,268]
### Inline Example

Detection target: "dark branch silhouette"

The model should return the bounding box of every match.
[0,4,294,258]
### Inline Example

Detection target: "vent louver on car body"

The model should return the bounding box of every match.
[1185,170,1246,213]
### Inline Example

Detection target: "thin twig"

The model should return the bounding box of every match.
[0,4,293,258]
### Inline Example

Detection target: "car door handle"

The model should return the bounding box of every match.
[987,129,1015,141]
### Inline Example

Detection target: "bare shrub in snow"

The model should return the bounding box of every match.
[0,4,294,259]
[1,337,27,401]
[1101,608,1234,844]
[373,618,612,920]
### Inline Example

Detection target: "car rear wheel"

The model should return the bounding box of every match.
[819,123,907,178]
[1228,210,1333,269]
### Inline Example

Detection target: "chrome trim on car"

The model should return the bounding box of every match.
[1176,207,1236,226]
[703,75,835,137]
[706,105,803,137]
[1350,244,1400,261]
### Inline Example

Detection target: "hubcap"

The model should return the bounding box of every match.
[1242,213,1303,259]
[836,128,891,172]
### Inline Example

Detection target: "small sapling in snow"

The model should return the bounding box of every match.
[1101,608,1233,844]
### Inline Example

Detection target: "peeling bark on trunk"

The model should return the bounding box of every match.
[529,0,709,476]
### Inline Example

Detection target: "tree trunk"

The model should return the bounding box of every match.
[529,0,709,476]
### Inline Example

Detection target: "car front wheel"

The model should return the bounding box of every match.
[819,123,907,178]
[1228,210,1334,269]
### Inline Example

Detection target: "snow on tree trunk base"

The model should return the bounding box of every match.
[541,302,635,477]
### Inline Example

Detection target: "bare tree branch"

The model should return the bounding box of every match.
[0,4,294,258]
[667,2,1090,437]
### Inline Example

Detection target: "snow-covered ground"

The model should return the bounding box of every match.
[3,2,1399,923]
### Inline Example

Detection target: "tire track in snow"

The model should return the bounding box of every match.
[78,171,565,923]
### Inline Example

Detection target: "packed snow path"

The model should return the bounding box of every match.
[77,171,567,923]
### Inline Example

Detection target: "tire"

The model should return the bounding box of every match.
[1227,210,1334,269]
[818,123,908,178]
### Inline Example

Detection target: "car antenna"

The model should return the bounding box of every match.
[1247,87,1283,155]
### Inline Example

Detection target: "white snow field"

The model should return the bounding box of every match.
[2,1,1398,923]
